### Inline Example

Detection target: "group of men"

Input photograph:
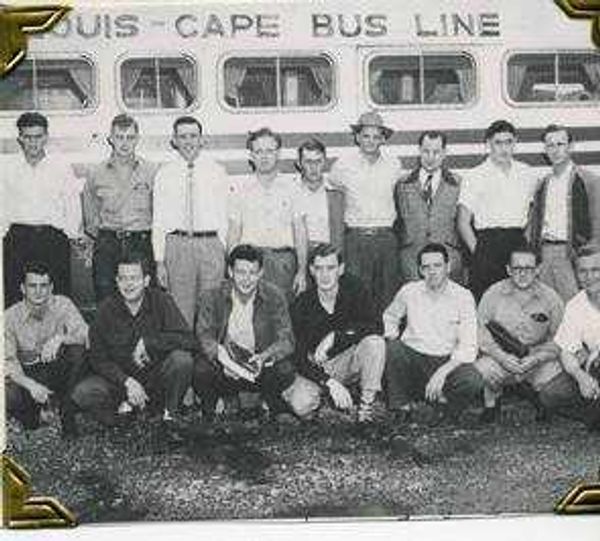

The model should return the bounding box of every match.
[3,109,600,440]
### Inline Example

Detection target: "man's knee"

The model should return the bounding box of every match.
[281,375,321,419]
[164,350,194,376]
[474,355,509,391]
[358,334,385,357]
[71,375,115,410]
[445,363,485,401]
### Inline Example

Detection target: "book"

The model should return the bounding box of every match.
[220,341,261,382]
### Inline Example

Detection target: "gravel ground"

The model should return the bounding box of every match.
[4,398,599,523]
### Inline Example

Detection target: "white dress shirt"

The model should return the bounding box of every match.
[383,279,478,364]
[419,168,442,196]
[152,153,233,261]
[227,291,256,353]
[296,177,331,244]
[459,157,539,229]
[554,290,600,358]
[542,163,573,241]
[1,152,83,237]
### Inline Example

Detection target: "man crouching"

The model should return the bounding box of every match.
[289,243,386,423]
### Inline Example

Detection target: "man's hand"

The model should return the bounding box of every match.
[518,355,540,374]
[326,378,353,410]
[27,380,52,404]
[217,344,241,380]
[293,271,307,296]
[249,352,270,370]
[501,354,526,375]
[124,377,149,409]
[132,338,150,369]
[314,332,335,364]
[40,334,64,363]
[156,261,169,289]
[577,372,600,401]
[425,366,450,403]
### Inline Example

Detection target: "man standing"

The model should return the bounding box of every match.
[475,245,565,422]
[290,244,385,423]
[152,116,233,327]
[82,114,158,302]
[5,262,88,438]
[540,246,600,430]
[295,138,344,251]
[384,243,483,422]
[192,244,299,420]
[72,254,196,432]
[2,112,83,307]
[528,124,592,301]
[394,130,463,283]
[329,111,404,315]
[458,120,540,300]
[228,128,307,300]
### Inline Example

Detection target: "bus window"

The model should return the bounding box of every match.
[223,55,333,109]
[507,51,600,103]
[369,53,475,106]
[0,57,94,111]
[120,56,196,110]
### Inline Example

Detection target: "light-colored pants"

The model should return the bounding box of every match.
[282,335,386,418]
[165,234,225,327]
[539,242,579,302]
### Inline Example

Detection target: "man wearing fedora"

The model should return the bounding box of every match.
[329,111,404,315]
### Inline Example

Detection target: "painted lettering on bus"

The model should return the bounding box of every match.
[312,14,387,37]
[414,12,501,37]
[175,13,281,38]
[47,13,139,38]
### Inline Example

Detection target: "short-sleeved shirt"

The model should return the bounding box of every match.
[329,151,403,228]
[383,279,478,363]
[1,152,83,237]
[459,157,539,229]
[82,157,158,235]
[230,174,302,248]
[554,290,600,358]
[296,177,331,244]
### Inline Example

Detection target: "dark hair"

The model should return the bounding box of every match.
[509,242,542,266]
[484,120,516,141]
[111,113,139,134]
[20,261,52,284]
[418,130,447,148]
[541,124,573,144]
[417,243,449,266]
[116,252,152,276]
[297,138,326,162]
[308,243,343,267]
[227,244,264,269]
[173,116,203,135]
[16,112,48,132]
[576,243,600,260]
[246,127,282,151]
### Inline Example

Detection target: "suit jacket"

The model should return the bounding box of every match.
[195,280,294,365]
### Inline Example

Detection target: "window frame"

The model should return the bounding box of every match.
[364,48,478,110]
[116,52,199,114]
[503,48,600,108]
[218,51,337,113]
[0,53,98,115]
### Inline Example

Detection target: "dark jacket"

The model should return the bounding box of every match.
[291,274,381,385]
[195,280,294,365]
[326,186,345,251]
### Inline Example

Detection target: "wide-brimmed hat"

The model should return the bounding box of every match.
[350,111,393,139]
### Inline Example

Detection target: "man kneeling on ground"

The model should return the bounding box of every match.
[384,243,484,424]
[289,243,385,423]
[5,262,88,438]
[72,254,196,436]
[192,244,300,420]
[475,244,565,423]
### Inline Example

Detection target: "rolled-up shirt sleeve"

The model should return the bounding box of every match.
[553,303,583,355]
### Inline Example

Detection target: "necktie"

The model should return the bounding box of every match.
[423,172,433,207]
[185,161,194,234]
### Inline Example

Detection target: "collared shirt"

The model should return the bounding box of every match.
[554,290,600,360]
[88,288,199,387]
[419,168,442,196]
[82,156,158,236]
[1,152,83,237]
[329,151,404,228]
[4,295,88,377]
[383,279,477,363]
[230,174,302,248]
[152,153,233,261]
[228,291,256,353]
[542,162,574,241]
[459,157,539,229]
[296,176,332,244]
[478,279,564,383]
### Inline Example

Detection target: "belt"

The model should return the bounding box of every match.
[10,223,55,232]
[347,226,391,236]
[98,229,150,240]
[542,239,567,245]
[263,246,294,254]
[171,230,217,238]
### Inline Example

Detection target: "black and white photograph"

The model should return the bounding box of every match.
[1,0,599,529]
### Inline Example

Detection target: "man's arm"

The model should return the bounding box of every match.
[292,212,308,294]
[60,296,89,346]
[573,175,592,246]
[195,290,221,362]
[527,291,564,365]
[457,204,477,254]
[88,310,130,387]
[82,172,100,239]
[151,163,169,280]
[257,287,295,364]
[382,287,407,339]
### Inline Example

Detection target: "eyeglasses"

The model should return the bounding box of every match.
[510,266,537,273]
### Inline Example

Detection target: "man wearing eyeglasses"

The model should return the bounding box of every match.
[474,244,565,423]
